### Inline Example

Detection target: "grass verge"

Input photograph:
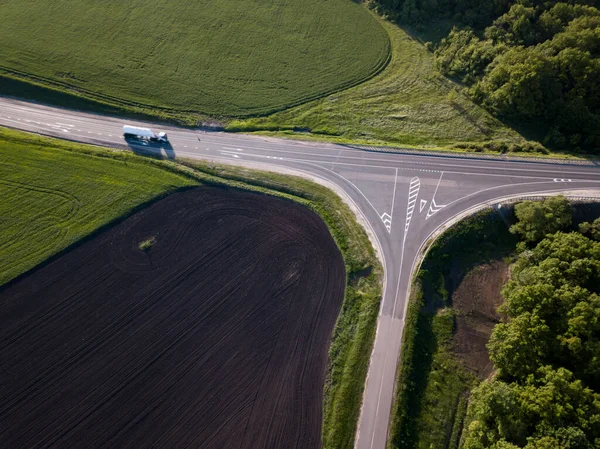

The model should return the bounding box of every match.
[228,17,521,148]
[0,127,382,449]
[388,211,517,449]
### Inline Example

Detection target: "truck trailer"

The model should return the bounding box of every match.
[123,125,168,143]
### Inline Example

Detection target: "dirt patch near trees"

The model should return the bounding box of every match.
[0,187,345,449]
[452,261,509,379]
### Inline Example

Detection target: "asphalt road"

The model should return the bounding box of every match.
[2,97,600,449]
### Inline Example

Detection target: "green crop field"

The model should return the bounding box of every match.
[0,128,196,286]
[231,19,521,147]
[0,0,389,118]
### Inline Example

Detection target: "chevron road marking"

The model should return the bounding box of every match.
[378,168,398,233]
[426,198,446,218]
[426,172,447,219]
[380,212,392,232]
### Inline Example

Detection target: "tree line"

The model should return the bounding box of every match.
[460,197,600,448]
[374,0,600,153]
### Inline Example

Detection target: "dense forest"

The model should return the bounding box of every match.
[374,0,600,153]
[460,198,600,448]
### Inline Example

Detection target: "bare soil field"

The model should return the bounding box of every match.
[452,261,509,379]
[0,187,345,449]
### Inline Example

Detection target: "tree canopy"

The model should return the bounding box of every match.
[463,367,600,449]
[461,200,600,448]
[580,217,600,241]
[373,0,600,152]
[509,196,572,243]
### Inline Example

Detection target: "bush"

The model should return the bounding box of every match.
[509,196,572,243]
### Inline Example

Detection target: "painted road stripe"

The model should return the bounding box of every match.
[426,172,447,219]
[405,177,420,233]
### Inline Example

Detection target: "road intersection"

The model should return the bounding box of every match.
[2,97,600,449]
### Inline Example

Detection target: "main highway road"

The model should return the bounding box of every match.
[2,97,600,449]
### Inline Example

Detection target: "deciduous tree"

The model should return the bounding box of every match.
[509,197,572,243]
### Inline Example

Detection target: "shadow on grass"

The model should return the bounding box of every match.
[389,211,517,449]
[2,76,133,117]
[398,19,455,45]
[389,304,437,449]
[0,75,197,127]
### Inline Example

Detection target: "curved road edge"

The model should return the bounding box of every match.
[371,187,600,448]
[2,97,600,449]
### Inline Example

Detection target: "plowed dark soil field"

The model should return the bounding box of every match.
[0,187,345,449]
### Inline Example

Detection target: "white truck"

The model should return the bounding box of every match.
[123,125,168,143]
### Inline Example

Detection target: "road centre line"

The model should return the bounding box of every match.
[370,183,416,449]
[0,105,597,178]
[431,172,444,202]
[219,150,401,172]
[200,133,571,170]
[5,119,596,183]
[218,150,580,181]
[199,140,600,178]
[190,132,599,170]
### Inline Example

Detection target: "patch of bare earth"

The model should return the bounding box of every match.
[451,261,509,379]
